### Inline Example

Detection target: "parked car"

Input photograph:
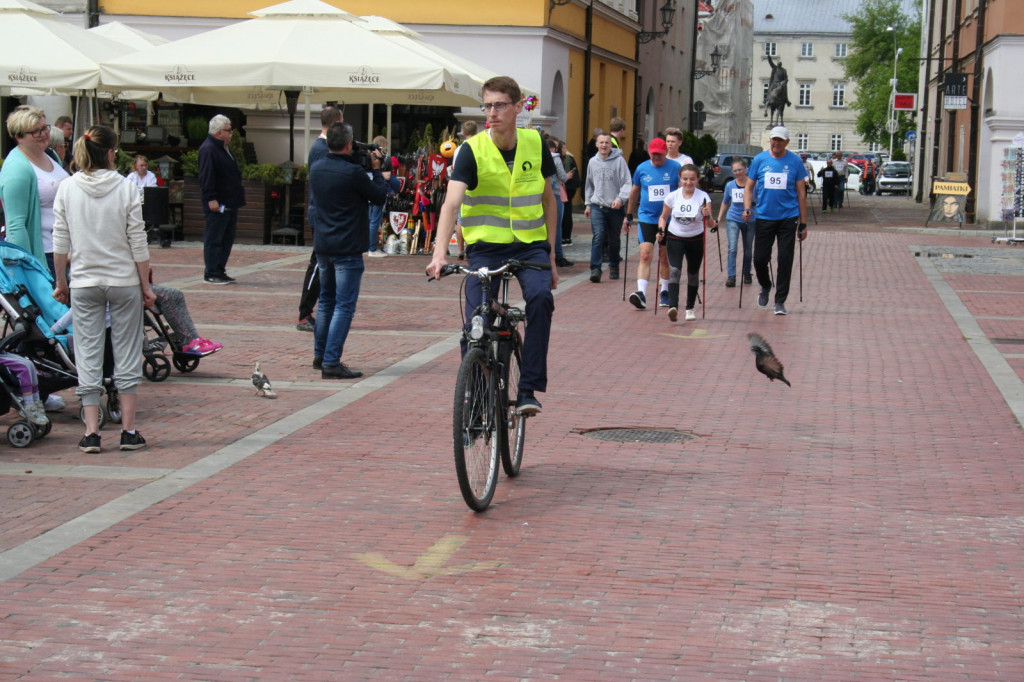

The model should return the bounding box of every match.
[710,154,756,190]
[876,162,912,195]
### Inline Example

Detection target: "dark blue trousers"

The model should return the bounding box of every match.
[203,209,238,278]
[465,241,554,394]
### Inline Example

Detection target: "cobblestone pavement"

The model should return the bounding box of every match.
[1,194,1022,679]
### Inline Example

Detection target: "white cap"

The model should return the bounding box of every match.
[769,126,790,140]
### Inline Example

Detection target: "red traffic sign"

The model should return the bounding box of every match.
[894,93,917,110]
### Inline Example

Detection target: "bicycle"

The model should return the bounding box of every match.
[434,259,550,511]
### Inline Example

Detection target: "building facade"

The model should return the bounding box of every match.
[917,0,1024,226]
[693,0,754,146]
[635,0,698,145]
[750,1,864,154]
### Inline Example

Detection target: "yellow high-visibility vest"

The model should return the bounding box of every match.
[460,129,547,244]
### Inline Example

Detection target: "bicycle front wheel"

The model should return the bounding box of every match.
[499,329,526,477]
[453,346,500,511]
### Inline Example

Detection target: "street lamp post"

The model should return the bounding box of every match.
[886,26,902,159]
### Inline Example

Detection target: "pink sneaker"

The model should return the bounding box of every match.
[197,338,222,352]
[181,339,204,354]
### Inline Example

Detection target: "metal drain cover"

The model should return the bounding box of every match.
[577,427,698,444]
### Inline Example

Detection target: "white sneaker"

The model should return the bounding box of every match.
[25,402,49,426]
[367,251,387,258]
[44,394,65,412]
[685,309,696,321]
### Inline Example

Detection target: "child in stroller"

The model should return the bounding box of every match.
[0,241,125,426]
[141,276,222,381]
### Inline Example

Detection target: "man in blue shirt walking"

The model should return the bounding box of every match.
[743,126,808,316]
[625,137,680,309]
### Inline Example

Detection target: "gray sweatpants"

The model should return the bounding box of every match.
[71,286,144,407]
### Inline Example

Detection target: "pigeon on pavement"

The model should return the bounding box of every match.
[251,361,277,398]
[748,333,791,387]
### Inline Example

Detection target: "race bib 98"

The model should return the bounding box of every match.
[647,184,669,201]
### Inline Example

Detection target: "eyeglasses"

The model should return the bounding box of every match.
[480,102,514,113]
[24,125,50,139]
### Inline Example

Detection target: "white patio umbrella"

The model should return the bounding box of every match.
[89,22,168,101]
[99,0,486,158]
[0,0,132,95]
[90,22,169,51]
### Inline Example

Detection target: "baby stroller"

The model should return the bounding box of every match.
[0,242,137,431]
[141,303,217,381]
[0,359,51,448]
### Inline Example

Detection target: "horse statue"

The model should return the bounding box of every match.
[764,55,791,127]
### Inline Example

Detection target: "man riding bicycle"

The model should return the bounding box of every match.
[427,76,560,416]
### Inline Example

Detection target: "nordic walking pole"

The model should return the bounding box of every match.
[799,230,804,302]
[621,218,629,301]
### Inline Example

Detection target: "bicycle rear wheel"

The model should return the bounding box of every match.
[453,346,500,511]
[499,330,526,477]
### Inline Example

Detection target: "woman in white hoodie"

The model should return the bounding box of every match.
[52,125,156,454]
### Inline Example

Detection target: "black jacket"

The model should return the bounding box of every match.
[198,135,246,210]
[310,152,388,257]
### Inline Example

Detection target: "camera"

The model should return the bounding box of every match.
[354,141,391,173]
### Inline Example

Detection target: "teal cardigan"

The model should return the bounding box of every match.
[0,147,64,262]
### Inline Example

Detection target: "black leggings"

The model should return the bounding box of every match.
[665,233,703,310]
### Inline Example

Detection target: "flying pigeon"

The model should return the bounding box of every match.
[748,333,791,387]
[251,361,277,399]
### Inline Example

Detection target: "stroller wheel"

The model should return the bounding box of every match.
[107,393,122,424]
[8,421,35,448]
[33,419,52,439]
[173,354,201,373]
[144,356,171,382]
[80,405,107,431]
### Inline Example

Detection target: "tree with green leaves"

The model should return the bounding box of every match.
[844,0,921,150]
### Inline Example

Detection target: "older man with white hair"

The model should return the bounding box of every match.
[198,114,245,284]
[743,126,808,316]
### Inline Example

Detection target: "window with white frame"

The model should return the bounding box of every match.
[867,141,882,152]
[835,43,848,58]
[832,83,846,107]
[765,42,777,57]
[830,134,843,151]
[762,82,770,104]
[801,42,814,58]
[796,133,809,150]
[799,84,812,106]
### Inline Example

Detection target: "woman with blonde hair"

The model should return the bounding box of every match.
[52,125,156,454]
[0,105,69,274]
[126,154,158,195]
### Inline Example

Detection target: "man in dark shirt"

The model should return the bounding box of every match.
[309,122,388,379]
[198,114,245,284]
[296,105,343,332]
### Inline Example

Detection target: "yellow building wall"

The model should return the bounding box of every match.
[102,0,548,24]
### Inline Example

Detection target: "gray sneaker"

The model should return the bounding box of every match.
[757,288,770,309]
[774,302,788,316]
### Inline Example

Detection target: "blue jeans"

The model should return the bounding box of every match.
[314,254,364,366]
[554,199,565,260]
[589,206,623,270]
[203,209,238,278]
[725,219,754,278]
[368,204,383,251]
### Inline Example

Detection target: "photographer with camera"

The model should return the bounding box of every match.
[309,122,389,379]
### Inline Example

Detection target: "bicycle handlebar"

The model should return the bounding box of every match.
[427,258,552,281]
